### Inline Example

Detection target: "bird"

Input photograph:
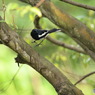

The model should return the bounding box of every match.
[30,28,61,46]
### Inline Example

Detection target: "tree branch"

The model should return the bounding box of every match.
[36,0,45,7]
[47,36,87,54]
[38,0,95,61]
[60,0,95,11]
[34,15,87,54]
[20,0,95,61]
[74,71,95,85]
[0,16,84,95]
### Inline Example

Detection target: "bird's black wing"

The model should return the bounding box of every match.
[35,29,47,34]
[35,29,48,38]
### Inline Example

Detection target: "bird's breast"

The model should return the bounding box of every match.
[31,32,40,40]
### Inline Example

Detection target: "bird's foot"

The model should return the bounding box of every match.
[32,40,36,43]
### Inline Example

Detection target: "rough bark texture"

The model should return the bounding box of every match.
[0,16,84,95]
[19,0,95,61]
[42,2,95,60]
[40,1,95,61]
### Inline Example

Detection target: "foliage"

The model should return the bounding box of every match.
[0,0,95,95]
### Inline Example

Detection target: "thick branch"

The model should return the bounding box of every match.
[0,16,84,95]
[41,1,95,61]
[33,0,95,61]
[60,0,95,11]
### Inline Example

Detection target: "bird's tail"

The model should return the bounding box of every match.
[48,28,61,33]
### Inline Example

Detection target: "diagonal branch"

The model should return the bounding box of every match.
[34,15,86,54]
[20,0,95,61]
[60,0,95,11]
[74,71,95,85]
[38,0,95,61]
[0,16,84,95]
[47,36,86,54]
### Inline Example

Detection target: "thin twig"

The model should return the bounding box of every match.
[2,0,6,20]
[0,65,23,93]
[46,36,86,54]
[60,0,95,11]
[34,15,86,54]
[74,71,95,85]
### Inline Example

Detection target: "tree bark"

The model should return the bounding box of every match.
[0,16,84,95]
[40,1,95,61]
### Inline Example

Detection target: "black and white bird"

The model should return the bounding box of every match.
[30,28,61,46]
[31,28,61,40]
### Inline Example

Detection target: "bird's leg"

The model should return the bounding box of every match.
[32,40,37,43]
[35,38,45,47]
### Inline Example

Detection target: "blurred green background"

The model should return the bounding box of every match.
[0,0,95,95]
